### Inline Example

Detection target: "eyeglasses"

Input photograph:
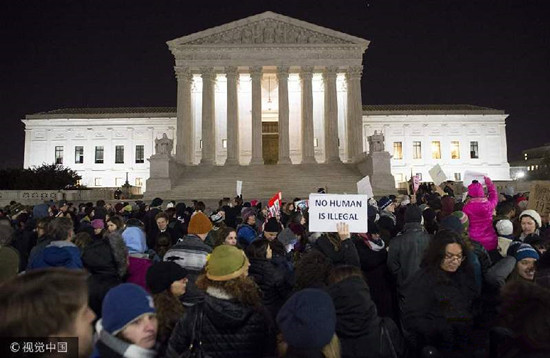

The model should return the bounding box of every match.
[444,253,466,262]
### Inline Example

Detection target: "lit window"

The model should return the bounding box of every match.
[115,146,124,164]
[524,153,528,160]
[55,146,64,164]
[76,179,82,186]
[135,145,144,164]
[135,178,143,187]
[393,142,403,160]
[94,178,102,186]
[115,177,124,186]
[454,173,461,181]
[470,141,479,159]
[95,146,104,164]
[431,141,441,159]
[451,141,460,159]
[75,146,84,164]
[413,141,422,159]
[416,173,423,181]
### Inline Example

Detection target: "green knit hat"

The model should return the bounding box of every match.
[451,211,469,232]
[206,245,249,281]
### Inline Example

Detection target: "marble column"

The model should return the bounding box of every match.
[323,66,341,163]
[249,66,264,165]
[346,66,364,162]
[175,67,193,165]
[277,67,292,164]
[300,66,316,164]
[200,68,216,165]
[225,67,240,165]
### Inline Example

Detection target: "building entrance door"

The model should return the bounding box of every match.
[262,122,279,165]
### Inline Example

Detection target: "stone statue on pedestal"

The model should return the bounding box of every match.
[368,130,385,153]
[356,130,396,196]
[155,133,173,156]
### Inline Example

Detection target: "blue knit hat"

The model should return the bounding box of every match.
[377,196,392,211]
[102,284,156,335]
[276,288,336,350]
[515,244,540,262]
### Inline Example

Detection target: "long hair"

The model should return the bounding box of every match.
[196,273,262,307]
[294,250,333,291]
[327,265,364,286]
[422,229,472,275]
[152,290,184,343]
[214,227,236,247]
[246,238,286,259]
[107,215,124,231]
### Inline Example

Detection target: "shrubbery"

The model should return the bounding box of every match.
[0,164,82,190]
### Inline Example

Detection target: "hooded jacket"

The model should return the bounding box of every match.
[328,276,383,358]
[463,178,499,250]
[28,240,83,270]
[166,289,273,358]
[122,227,148,254]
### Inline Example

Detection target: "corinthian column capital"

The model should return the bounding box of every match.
[345,66,363,79]
[276,66,290,79]
[249,66,263,79]
[299,66,314,80]
[174,66,193,82]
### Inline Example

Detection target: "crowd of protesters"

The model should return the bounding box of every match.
[0,176,550,358]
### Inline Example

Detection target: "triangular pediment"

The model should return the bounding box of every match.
[168,11,369,47]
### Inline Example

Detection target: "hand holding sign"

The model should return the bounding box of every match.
[337,222,350,241]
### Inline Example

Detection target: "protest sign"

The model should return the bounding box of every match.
[267,192,282,218]
[413,175,420,194]
[308,193,368,233]
[357,176,374,197]
[527,181,550,217]
[295,199,309,211]
[428,164,447,185]
[236,180,243,196]
[463,170,487,187]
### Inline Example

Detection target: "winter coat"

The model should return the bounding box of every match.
[327,276,383,358]
[126,254,152,291]
[82,239,122,318]
[387,222,432,293]
[463,178,498,250]
[353,234,396,319]
[144,207,161,249]
[92,320,157,358]
[248,257,292,320]
[314,235,360,267]
[402,266,478,350]
[166,290,274,358]
[27,235,54,270]
[237,224,257,248]
[28,240,83,270]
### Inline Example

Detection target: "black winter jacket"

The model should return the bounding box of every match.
[166,293,274,358]
[314,235,360,267]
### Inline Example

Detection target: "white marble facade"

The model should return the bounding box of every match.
[22,12,511,191]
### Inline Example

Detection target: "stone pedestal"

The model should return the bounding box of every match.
[356,151,396,196]
[146,155,181,192]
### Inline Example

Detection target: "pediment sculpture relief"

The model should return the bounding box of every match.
[187,19,353,45]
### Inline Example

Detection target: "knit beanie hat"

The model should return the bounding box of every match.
[451,211,469,232]
[377,197,392,211]
[404,205,422,223]
[150,198,163,208]
[514,243,540,261]
[496,219,514,236]
[467,180,485,198]
[264,217,281,233]
[102,283,156,335]
[146,262,188,294]
[276,288,336,350]
[210,211,224,224]
[114,203,124,213]
[205,245,249,281]
[188,212,213,235]
[440,215,464,235]
[241,207,256,224]
[519,210,542,229]
[91,219,105,230]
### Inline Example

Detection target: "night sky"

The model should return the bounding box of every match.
[2,0,549,168]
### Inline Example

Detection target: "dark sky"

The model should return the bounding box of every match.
[2,0,549,168]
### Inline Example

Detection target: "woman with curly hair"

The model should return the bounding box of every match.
[402,229,478,355]
[146,261,188,356]
[167,245,275,357]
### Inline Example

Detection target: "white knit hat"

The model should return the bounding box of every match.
[519,209,542,229]
[495,219,514,236]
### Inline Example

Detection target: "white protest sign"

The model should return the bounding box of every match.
[356,176,374,197]
[308,194,368,233]
[428,164,447,186]
[236,180,243,196]
[463,170,487,187]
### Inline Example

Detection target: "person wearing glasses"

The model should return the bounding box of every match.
[401,229,478,355]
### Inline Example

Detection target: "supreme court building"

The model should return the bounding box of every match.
[23,12,510,193]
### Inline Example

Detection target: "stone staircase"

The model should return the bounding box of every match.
[145,162,364,201]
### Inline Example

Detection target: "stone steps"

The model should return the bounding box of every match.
[146,163,364,200]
